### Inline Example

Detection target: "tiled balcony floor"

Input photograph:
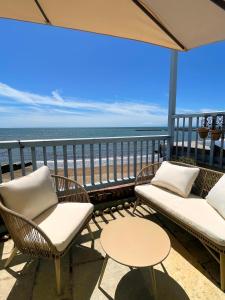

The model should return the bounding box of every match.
[0,204,224,300]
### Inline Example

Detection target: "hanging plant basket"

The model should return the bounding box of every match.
[197,127,209,139]
[210,129,222,141]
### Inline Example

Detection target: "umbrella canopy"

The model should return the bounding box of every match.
[0,0,225,50]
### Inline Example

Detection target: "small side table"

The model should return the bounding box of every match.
[99,217,171,299]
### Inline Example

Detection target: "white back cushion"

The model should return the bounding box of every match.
[151,161,200,197]
[0,166,58,220]
[206,174,225,219]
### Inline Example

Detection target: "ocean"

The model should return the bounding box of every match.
[0,127,168,168]
[0,127,167,141]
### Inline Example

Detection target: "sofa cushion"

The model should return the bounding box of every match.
[135,184,225,246]
[0,166,58,220]
[34,202,94,252]
[206,174,225,219]
[151,161,199,197]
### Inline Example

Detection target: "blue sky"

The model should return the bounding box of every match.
[0,19,225,127]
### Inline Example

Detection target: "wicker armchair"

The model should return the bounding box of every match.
[0,172,94,294]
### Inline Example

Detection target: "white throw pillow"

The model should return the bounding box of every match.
[0,166,58,220]
[206,174,225,219]
[151,161,200,197]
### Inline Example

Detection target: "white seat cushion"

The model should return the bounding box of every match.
[34,202,94,252]
[206,174,225,219]
[0,166,58,220]
[135,184,225,246]
[151,161,200,197]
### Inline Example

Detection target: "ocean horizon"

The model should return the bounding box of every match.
[0,127,168,141]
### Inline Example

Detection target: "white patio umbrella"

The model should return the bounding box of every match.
[0,0,225,157]
[0,0,225,51]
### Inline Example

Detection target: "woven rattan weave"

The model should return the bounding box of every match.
[0,174,93,294]
[134,161,225,291]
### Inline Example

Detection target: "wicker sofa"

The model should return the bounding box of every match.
[133,161,225,291]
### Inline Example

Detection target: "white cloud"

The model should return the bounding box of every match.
[199,108,225,113]
[0,112,168,128]
[51,90,64,103]
[176,107,225,115]
[0,82,169,127]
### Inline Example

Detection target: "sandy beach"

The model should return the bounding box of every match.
[1,162,149,186]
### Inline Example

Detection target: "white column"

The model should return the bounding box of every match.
[167,50,178,159]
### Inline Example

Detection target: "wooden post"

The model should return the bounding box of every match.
[167,50,178,160]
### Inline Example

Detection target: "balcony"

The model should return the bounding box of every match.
[1,2,225,299]
[1,113,225,299]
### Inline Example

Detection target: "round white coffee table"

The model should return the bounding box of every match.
[98,217,171,298]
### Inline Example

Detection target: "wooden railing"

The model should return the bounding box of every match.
[172,111,225,169]
[0,135,170,189]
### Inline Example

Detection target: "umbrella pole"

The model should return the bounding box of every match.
[167,49,178,160]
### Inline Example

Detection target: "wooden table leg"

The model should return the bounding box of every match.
[98,255,109,288]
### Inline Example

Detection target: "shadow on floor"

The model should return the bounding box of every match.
[135,204,220,290]
[6,259,38,300]
[72,245,104,300]
[0,252,30,272]
[71,245,189,300]
[114,268,190,300]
